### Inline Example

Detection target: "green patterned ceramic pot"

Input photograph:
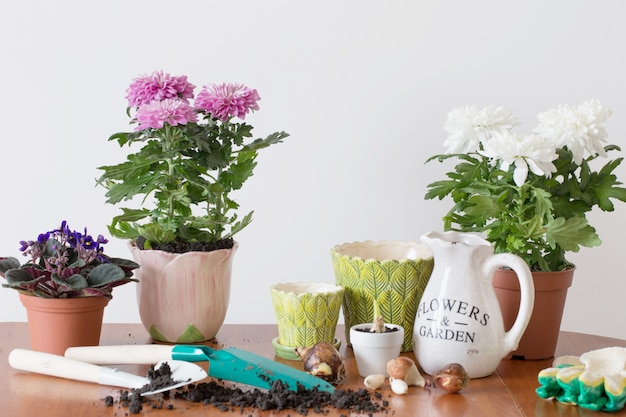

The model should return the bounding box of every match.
[331,241,433,352]
[270,282,344,349]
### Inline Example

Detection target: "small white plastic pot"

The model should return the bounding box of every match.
[350,323,404,377]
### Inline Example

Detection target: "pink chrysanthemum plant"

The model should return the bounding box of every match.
[425,100,626,272]
[0,221,138,298]
[97,71,289,251]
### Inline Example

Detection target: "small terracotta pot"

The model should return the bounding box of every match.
[19,293,109,355]
[493,268,574,360]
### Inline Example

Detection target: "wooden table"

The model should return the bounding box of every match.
[1,323,625,416]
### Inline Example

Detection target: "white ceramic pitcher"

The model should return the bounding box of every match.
[413,231,534,378]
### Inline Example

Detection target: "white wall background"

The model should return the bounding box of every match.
[1,0,625,339]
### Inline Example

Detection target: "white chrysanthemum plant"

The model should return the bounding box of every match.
[425,100,626,272]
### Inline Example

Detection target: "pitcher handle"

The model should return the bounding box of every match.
[483,253,535,354]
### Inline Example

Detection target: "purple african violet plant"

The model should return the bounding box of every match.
[0,221,138,298]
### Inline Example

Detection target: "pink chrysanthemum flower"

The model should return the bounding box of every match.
[126,71,196,107]
[195,83,260,122]
[134,99,198,130]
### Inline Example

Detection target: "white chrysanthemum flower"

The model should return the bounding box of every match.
[443,105,518,154]
[534,99,612,165]
[480,133,558,186]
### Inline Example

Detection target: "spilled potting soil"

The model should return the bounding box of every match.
[106,378,389,415]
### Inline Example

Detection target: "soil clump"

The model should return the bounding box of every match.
[104,362,182,414]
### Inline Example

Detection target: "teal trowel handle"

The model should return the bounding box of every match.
[171,345,218,362]
[172,345,335,394]
[172,345,270,387]
[171,345,245,366]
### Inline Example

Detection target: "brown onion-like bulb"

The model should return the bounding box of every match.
[386,357,425,387]
[432,363,469,394]
[296,342,346,385]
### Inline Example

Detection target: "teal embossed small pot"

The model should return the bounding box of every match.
[270,282,344,353]
[331,241,433,352]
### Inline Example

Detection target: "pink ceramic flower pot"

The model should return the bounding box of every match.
[129,241,237,343]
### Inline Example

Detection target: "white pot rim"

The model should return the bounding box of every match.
[271,282,343,295]
[349,323,404,347]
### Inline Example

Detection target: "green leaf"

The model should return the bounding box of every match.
[222,150,258,191]
[53,273,88,290]
[113,208,152,222]
[464,195,502,218]
[425,179,461,200]
[138,223,176,245]
[87,264,126,287]
[242,131,290,151]
[0,257,20,276]
[4,268,42,286]
[586,158,626,211]
[546,217,601,252]
[108,221,141,240]
[222,211,254,239]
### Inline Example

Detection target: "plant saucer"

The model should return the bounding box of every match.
[272,337,341,361]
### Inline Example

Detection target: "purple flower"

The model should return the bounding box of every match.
[37,233,50,245]
[82,234,95,250]
[66,230,80,248]
[19,240,32,252]
[195,83,260,122]
[135,99,198,130]
[126,71,196,107]
[3,221,138,298]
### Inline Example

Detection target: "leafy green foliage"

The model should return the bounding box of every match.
[98,117,289,246]
[425,147,626,271]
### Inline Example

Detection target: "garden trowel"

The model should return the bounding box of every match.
[65,344,336,393]
[9,348,207,395]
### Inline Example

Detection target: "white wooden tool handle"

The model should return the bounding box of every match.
[9,349,101,383]
[65,344,174,364]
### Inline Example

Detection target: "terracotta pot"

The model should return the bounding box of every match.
[130,241,237,343]
[19,293,109,355]
[493,268,574,360]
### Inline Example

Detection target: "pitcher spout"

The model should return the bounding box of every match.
[420,231,490,248]
[420,231,493,262]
